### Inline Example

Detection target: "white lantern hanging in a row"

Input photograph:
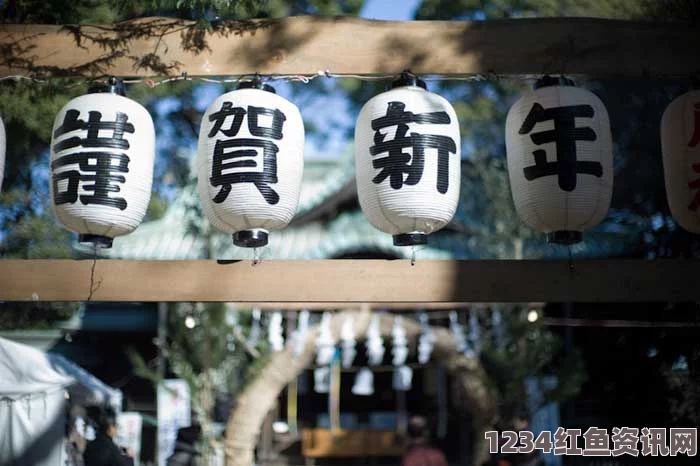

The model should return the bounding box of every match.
[0,115,5,192]
[355,73,461,246]
[197,79,305,248]
[50,77,155,248]
[661,89,700,233]
[506,76,613,244]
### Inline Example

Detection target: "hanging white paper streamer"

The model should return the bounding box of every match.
[247,308,262,348]
[352,368,374,396]
[393,365,413,391]
[492,307,505,351]
[392,316,408,366]
[316,312,335,366]
[268,311,284,352]
[292,310,310,356]
[418,312,435,364]
[449,311,467,353]
[366,314,385,366]
[314,367,331,394]
[340,315,357,369]
[468,311,481,356]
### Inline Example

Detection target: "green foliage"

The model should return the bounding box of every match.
[480,307,585,416]
[0,302,79,329]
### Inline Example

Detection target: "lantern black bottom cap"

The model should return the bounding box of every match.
[79,234,113,249]
[547,231,582,245]
[393,233,427,247]
[233,230,269,248]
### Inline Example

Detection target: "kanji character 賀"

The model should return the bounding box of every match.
[207,103,286,205]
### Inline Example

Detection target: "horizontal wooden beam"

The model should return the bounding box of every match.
[2,259,700,303]
[0,17,698,78]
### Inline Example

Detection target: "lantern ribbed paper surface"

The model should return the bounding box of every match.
[355,77,461,246]
[49,83,155,248]
[505,81,613,244]
[661,90,700,233]
[0,115,5,192]
[197,82,304,248]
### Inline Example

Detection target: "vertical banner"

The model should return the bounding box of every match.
[287,377,298,437]
[329,349,341,436]
[157,379,191,466]
[116,412,143,466]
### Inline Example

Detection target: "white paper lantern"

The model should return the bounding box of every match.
[50,78,155,248]
[198,80,304,248]
[505,76,613,244]
[661,89,700,233]
[0,115,5,192]
[355,74,461,246]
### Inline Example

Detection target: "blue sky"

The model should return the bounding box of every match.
[359,0,422,20]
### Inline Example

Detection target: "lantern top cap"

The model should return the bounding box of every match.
[237,78,276,94]
[391,71,427,91]
[534,75,575,89]
[88,76,126,96]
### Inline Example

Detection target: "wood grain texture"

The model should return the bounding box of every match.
[2,259,699,302]
[0,16,697,78]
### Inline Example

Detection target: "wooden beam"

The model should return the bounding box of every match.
[2,259,700,303]
[0,17,698,78]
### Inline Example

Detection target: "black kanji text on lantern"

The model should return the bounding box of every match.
[370,101,456,194]
[51,110,133,210]
[208,103,286,205]
[518,102,603,192]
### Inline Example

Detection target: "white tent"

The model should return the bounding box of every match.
[0,337,124,466]
[0,337,72,466]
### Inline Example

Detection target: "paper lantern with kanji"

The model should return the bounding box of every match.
[0,115,5,192]
[50,78,155,248]
[661,90,700,233]
[505,77,613,244]
[197,80,304,248]
[355,74,461,246]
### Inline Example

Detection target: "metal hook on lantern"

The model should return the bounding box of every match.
[390,69,427,91]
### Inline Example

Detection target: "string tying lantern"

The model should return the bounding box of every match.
[505,76,613,245]
[197,78,305,249]
[661,87,700,233]
[49,77,155,248]
[355,72,461,247]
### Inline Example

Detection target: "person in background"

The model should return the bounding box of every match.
[83,407,134,466]
[166,424,202,466]
[401,415,448,466]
